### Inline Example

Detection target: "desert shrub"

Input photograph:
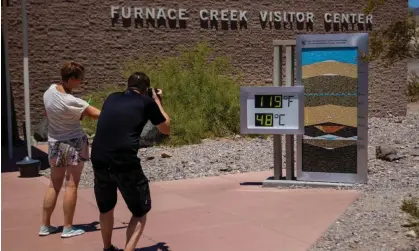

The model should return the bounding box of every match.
[83,42,242,146]
[401,197,419,235]
[81,85,121,136]
[407,71,419,102]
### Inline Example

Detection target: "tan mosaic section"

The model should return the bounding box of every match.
[304,105,357,127]
[302,61,357,79]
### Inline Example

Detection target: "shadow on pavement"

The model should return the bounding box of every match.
[239,181,263,186]
[48,221,128,235]
[136,242,170,251]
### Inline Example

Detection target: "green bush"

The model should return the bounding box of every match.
[81,85,121,136]
[83,42,242,146]
[407,71,419,102]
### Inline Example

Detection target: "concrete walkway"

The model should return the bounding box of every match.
[2,170,360,251]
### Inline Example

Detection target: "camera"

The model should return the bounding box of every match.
[147,87,162,102]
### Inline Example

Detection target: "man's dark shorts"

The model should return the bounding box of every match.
[92,160,151,217]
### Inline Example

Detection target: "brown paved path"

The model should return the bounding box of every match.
[2,170,360,251]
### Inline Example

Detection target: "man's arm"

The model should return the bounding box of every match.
[154,99,170,135]
[149,88,170,135]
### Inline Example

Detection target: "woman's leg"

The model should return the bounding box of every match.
[63,161,84,230]
[40,164,66,235]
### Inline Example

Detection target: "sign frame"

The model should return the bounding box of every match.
[240,86,305,135]
[295,33,369,184]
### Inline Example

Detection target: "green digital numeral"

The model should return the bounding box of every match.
[255,95,282,108]
[274,95,282,108]
[255,113,273,127]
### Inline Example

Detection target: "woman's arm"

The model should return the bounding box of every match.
[82,105,101,120]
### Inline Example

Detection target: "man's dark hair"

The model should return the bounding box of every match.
[127,72,150,93]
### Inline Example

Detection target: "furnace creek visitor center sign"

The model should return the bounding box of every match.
[110,6,373,30]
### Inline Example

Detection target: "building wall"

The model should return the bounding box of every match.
[3,0,408,132]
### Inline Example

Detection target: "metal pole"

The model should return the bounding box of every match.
[22,0,32,158]
[273,45,283,180]
[285,45,295,180]
[3,0,14,159]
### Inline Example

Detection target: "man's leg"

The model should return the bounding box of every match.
[125,214,147,251]
[100,208,115,249]
[93,167,118,250]
[117,169,152,251]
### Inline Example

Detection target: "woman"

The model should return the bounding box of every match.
[39,61,101,238]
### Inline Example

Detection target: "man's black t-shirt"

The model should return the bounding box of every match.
[91,89,166,166]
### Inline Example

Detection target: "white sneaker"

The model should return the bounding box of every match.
[39,225,58,236]
[60,227,85,238]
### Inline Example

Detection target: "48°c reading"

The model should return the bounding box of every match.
[254,113,285,127]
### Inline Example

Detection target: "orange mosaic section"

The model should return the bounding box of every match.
[314,125,345,133]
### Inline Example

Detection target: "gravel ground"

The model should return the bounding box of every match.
[308,104,419,251]
[62,135,278,189]
[40,103,419,250]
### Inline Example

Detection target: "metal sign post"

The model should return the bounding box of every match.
[272,40,298,180]
[272,44,282,180]
[285,44,295,180]
[16,0,41,177]
[22,0,32,158]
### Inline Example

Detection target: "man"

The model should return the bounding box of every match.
[91,72,170,251]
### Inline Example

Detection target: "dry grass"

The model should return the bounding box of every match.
[408,71,419,102]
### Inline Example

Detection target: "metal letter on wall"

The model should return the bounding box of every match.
[295,33,368,184]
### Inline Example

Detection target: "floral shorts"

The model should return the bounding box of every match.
[48,135,89,167]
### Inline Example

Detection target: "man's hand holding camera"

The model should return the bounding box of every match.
[151,88,163,103]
